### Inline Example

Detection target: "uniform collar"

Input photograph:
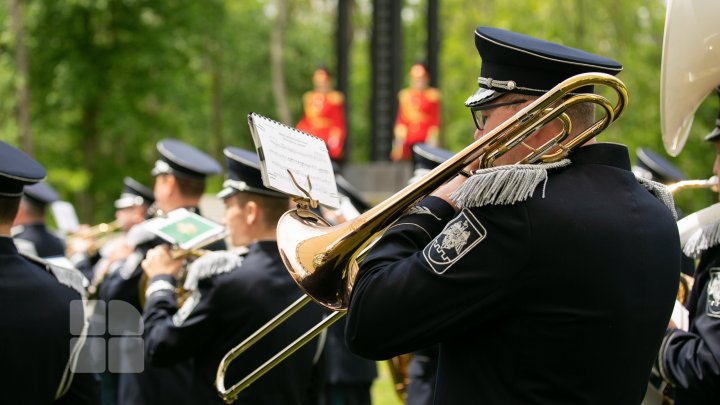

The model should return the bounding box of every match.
[248,240,278,255]
[0,236,18,253]
[567,143,630,170]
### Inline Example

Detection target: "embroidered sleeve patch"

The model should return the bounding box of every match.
[707,268,720,318]
[422,210,487,274]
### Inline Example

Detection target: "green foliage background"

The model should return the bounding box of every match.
[0,0,715,222]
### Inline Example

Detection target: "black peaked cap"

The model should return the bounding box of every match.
[115,177,155,209]
[466,26,622,108]
[24,182,60,205]
[412,143,454,172]
[633,148,686,184]
[0,141,46,197]
[218,147,285,199]
[151,139,222,180]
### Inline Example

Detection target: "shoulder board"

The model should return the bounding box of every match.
[13,238,38,256]
[19,252,87,296]
[327,91,344,104]
[683,219,720,259]
[183,250,245,291]
[10,225,24,237]
[635,176,678,220]
[424,88,440,101]
[450,160,571,209]
[125,221,158,248]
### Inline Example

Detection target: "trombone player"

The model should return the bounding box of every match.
[141,147,325,404]
[345,26,680,404]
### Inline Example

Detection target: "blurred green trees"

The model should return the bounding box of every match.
[0,0,714,222]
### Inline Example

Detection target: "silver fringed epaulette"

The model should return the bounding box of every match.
[683,219,720,259]
[125,222,158,249]
[450,159,571,209]
[636,177,678,220]
[183,250,245,291]
[20,252,87,297]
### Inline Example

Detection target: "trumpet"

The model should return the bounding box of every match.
[215,72,629,403]
[66,220,120,257]
[667,176,719,194]
[69,220,119,239]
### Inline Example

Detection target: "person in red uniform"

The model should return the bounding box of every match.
[296,67,346,163]
[391,63,441,161]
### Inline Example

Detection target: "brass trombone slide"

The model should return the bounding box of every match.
[215,72,629,403]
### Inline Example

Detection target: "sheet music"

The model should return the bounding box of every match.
[142,208,225,250]
[51,201,80,234]
[248,113,340,209]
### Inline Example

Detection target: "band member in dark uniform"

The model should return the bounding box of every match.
[0,141,97,404]
[70,176,155,282]
[141,147,325,404]
[655,101,720,405]
[12,180,65,258]
[345,27,680,404]
[99,138,224,405]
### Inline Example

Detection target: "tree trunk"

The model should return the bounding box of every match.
[210,52,224,161]
[271,0,292,125]
[81,101,99,223]
[10,0,32,154]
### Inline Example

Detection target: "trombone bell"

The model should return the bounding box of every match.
[277,208,362,311]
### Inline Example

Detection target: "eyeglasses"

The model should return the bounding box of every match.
[470,99,527,130]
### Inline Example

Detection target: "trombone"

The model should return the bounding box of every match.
[216,72,629,403]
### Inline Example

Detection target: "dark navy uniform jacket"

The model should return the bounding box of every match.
[142,240,325,404]
[98,206,224,405]
[13,223,65,257]
[346,143,680,404]
[658,241,720,404]
[0,236,98,404]
[405,345,438,405]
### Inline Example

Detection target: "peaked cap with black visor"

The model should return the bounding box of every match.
[0,141,46,198]
[115,177,155,209]
[151,138,222,180]
[465,27,623,109]
[23,182,60,206]
[218,147,286,200]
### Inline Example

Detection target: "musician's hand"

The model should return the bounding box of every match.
[668,319,677,329]
[429,160,480,211]
[142,245,183,278]
[67,224,94,255]
[107,237,133,262]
